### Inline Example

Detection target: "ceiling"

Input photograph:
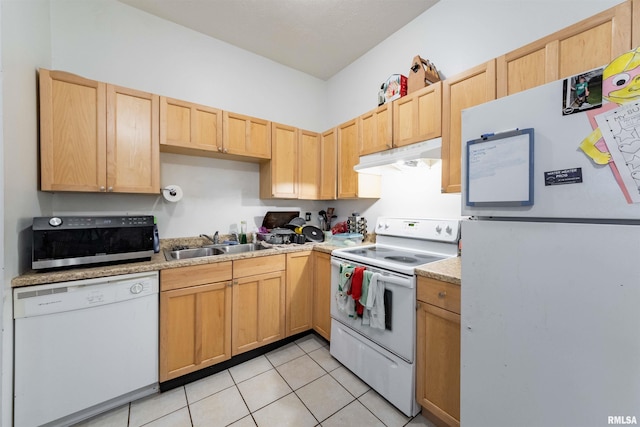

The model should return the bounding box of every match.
[118,0,439,80]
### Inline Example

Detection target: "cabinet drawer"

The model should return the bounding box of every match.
[417,276,460,314]
[234,254,286,278]
[160,261,232,291]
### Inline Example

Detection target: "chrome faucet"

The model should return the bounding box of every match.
[231,232,239,242]
[199,232,219,244]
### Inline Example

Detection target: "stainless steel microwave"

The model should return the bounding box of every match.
[32,216,155,270]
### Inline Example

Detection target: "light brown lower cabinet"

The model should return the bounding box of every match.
[312,252,332,340]
[159,262,233,382]
[232,255,286,356]
[286,251,314,336]
[416,276,461,427]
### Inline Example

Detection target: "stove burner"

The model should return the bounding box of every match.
[415,254,445,262]
[367,247,392,252]
[349,250,368,255]
[384,256,419,264]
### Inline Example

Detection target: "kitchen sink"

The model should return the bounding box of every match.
[203,243,268,254]
[164,243,268,261]
[164,246,224,261]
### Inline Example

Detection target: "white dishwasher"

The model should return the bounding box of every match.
[14,271,159,427]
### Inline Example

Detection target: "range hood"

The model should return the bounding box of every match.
[353,138,442,174]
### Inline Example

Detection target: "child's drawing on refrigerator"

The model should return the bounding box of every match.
[595,102,640,203]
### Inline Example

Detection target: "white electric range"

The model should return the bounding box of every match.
[329,217,460,417]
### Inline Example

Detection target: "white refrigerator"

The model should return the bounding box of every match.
[460,80,640,426]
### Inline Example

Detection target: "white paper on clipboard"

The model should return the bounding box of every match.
[466,129,534,206]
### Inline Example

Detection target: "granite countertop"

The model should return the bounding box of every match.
[415,256,461,285]
[12,235,461,288]
[11,240,336,288]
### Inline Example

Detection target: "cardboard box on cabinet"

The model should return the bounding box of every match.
[407,55,441,94]
[378,74,407,106]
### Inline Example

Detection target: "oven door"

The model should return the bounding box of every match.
[330,257,415,362]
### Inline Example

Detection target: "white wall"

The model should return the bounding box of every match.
[48,0,330,238]
[1,0,53,424]
[325,0,625,223]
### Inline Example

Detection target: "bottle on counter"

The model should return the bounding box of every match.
[240,220,247,244]
[153,217,160,253]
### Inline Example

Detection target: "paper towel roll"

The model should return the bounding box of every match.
[162,185,183,203]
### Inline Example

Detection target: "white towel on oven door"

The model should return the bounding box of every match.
[363,273,385,329]
[336,263,356,317]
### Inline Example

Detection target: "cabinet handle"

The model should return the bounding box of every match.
[107,186,114,192]
[227,281,232,287]
[218,146,223,152]
[223,148,228,154]
[99,186,106,192]
[233,280,238,285]
[438,291,447,298]
[416,302,421,310]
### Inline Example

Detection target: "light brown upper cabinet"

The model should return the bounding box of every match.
[107,85,160,193]
[222,111,271,159]
[359,103,393,155]
[393,82,442,148]
[337,119,381,199]
[497,1,631,98]
[298,130,322,200]
[634,0,640,48]
[39,69,159,194]
[160,97,222,155]
[319,129,338,200]
[442,60,496,194]
[260,123,298,199]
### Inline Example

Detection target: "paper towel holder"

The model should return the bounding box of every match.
[161,185,183,202]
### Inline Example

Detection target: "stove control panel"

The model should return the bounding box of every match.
[375,218,460,242]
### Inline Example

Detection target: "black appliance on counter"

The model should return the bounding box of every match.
[32,215,155,270]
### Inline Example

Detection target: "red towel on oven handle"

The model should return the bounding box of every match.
[349,266,365,316]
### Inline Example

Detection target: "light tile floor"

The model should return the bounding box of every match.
[75,335,437,427]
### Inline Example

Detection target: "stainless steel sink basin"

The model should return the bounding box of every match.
[204,243,268,255]
[164,246,224,261]
[164,243,268,261]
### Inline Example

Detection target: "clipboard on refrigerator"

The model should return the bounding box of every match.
[465,128,534,207]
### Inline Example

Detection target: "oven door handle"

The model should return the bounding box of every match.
[331,259,413,288]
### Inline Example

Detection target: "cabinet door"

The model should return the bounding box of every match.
[634,0,640,48]
[286,251,314,336]
[298,130,321,200]
[39,69,107,192]
[337,119,359,199]
[260,123,298,199]
[359,104,392,155]
[223,111,271,159]
[393,82,442,147]
[160,97,222,154]
[232,271,285,356]
[319,129,338,200]
[106,85,160,194]
[497,2,631,97]
[312,252,332,341]
[442,60,496,194]
[416,302,460,427]
[160,281,232,382]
